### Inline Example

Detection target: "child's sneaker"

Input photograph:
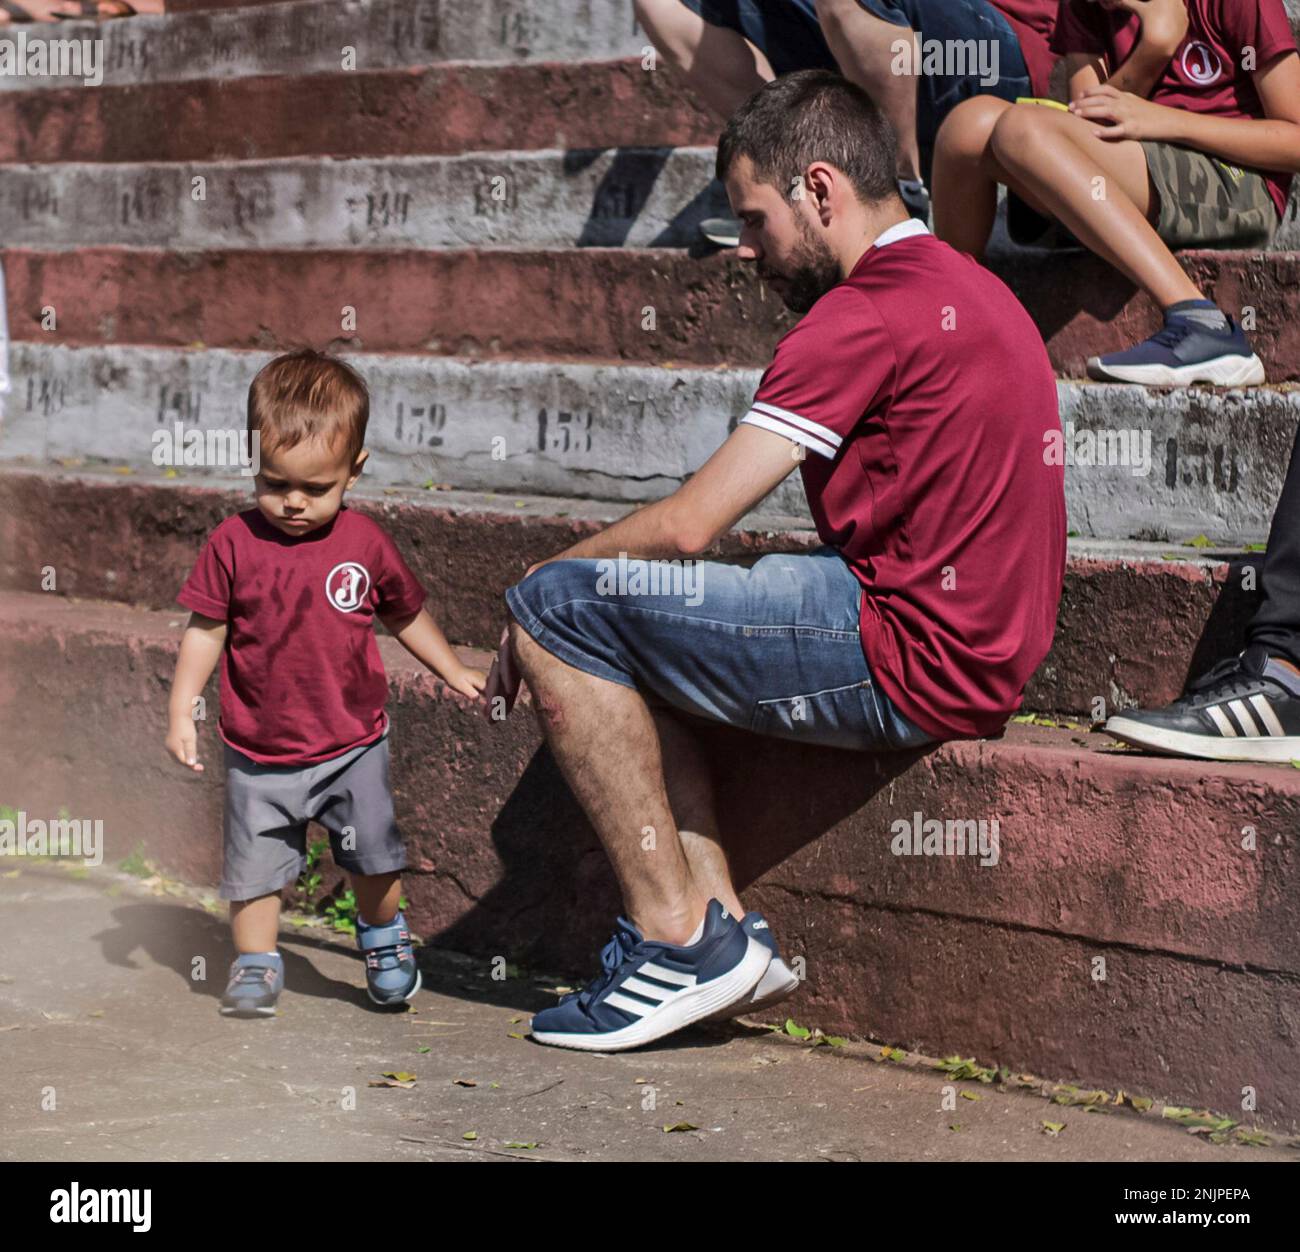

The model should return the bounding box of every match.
[1087,306,1265,387]
[220,952,284,1017]
[355,910,422,1006]
[529,898,769,1051]
[704,911,801,1021]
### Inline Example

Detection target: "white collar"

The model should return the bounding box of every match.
[871,218,930,249]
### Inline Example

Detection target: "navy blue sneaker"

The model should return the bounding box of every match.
[220,952,284,1018]
[1087,309,1265,387]
[1105,643,1300,763]
[356,911,422,1006]
[530,899,770,1051]
[704,912,800,1021]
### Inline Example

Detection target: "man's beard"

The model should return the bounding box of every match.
[758,221,841,314]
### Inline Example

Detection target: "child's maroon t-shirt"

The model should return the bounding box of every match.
[177,506,427,766]
[1052,0,1298,218]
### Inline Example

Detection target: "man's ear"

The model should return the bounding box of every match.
[806,162,836,224]
[346,448,369,488]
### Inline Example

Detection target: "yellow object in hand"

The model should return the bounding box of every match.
[1014,96,1069,110]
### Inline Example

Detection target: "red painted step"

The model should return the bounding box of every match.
[0,61,716,164]
[0,467,1264,718]
[2,588,1297,1126]
[4,246,1297,382]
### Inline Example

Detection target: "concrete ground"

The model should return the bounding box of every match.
[2,862,1294,1164]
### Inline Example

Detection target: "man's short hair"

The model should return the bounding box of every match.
[716,69,898,205]
[247,349,369,465]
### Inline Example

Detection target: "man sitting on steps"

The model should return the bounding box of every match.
[499,72,1067,1052]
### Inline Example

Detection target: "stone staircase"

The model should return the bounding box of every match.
[2,0,1298,1126]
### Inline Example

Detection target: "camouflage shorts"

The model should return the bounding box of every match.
[1141,141,1278,250]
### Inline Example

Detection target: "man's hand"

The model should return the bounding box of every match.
[165,714,203,772]
[1119,0,1189,59]
[1069,83,1175,141]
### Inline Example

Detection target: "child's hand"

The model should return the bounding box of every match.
[446,667,488,700]
[1070,84,1169,142]
[165,717,204,772]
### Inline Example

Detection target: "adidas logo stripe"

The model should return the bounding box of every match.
[602,961,698,1019]
[1204,694,1286,738]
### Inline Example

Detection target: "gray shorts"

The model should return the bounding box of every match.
[220,733,406,901]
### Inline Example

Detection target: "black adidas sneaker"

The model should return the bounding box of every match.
[1104,644,1300,763]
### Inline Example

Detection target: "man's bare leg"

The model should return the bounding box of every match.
[818,0,922,181]
[634,0,772,121]
[650,706,744,918]
[508,618,707,944]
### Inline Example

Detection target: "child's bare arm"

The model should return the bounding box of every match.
[1066,53,1106,102]
[1100,0,1189,99]
[166,612,227,771]
[380,607,486,700]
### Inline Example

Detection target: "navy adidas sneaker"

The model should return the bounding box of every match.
[1087,309,1265,387]
[529,899,770,1051]
[220,952,284,1018]
[704,911,801,1022]
[1104,644,1300,763]
[356,910,422,1006]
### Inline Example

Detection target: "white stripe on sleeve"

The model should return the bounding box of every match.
[740,409,839,459]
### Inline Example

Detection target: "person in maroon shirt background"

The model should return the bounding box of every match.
[496,72,1066,1051]
[932,0,1300,386]
[166,350,487,1018]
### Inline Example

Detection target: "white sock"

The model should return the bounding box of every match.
[684,916,705,946]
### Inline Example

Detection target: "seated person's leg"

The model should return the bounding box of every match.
[635,0,833,121]
[635,0,769,120]
[823,0,1033,190]
[986,103,1264,386]
[932,95,1015,257]
[506,546,934,755]
[1105,425,1300,762]
[818,0,922,184]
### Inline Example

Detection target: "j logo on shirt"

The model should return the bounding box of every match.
[326,561,371,613]
[1179,41,1223,87]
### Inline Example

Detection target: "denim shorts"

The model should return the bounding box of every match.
[678,0,1030,160]
[504,546,935,752]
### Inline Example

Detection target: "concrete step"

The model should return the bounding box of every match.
[9,0,1300,92]
[0,466,1268,718]
[2,341,1295,542]
[0,150,730,250]
[7,149,1297,255]
[4,246,1299,383]
[0,0,647,92]
[0,61,715,165]
[1,588,1297,1127]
